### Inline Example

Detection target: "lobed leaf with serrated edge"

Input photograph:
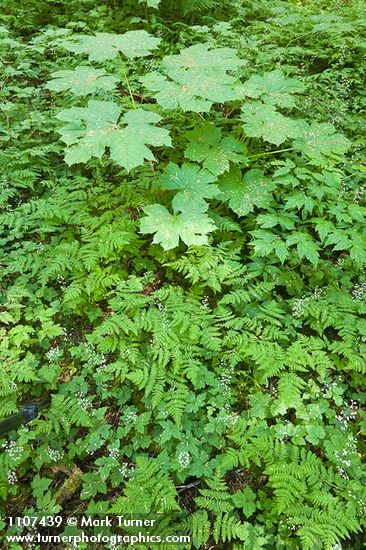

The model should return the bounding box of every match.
[46,66,118,96]
[56,100,171,171]
[61,30,161,60]
[140,204,216,250]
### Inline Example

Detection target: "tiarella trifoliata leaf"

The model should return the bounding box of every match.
[232,488,257,518]
[256,213,296,230]
[219,167,275,216]
[184,123,248,176]
[286,232,320,265]
[349,234,366,268]
[250,230,290,263]
[56,100,171,171]
[159,162,220,213]
[312,19,355,34]
[240,103,303,146]
[241,69,305,107]
[141,44,244,112]
[61,30,161,60]
[46,66,118,96]
[140,204,216,249]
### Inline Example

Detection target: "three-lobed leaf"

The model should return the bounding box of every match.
[286,232,320,264]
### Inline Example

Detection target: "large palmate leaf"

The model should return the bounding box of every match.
[140,204,216,249]
[142,70,242,113]
[219,167,275,216]
[162,44,245,74]
[240,103,303,146]
[141,44,244,112]
[159,162,220,213]
[184,123,248,176]
[241,69,305,108]
[61,30,161,61]
[293,122,350,164]
[56,100,171,171]
[138,0,161,7]
[46,66,118,96]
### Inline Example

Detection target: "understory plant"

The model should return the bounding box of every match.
[1,0,366,548]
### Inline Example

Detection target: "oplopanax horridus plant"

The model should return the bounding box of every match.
[1,0,366,548]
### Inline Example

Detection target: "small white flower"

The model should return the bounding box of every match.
[3,441,23,461]
[125,411,138,424]
[76,392,92,412]
[45,446,63,462]
[109,447,119,460]
[178,451,191,469]
[352,282,366,301]
[46,346,61,360]
[119,462,129,477]
[7,470,17,485]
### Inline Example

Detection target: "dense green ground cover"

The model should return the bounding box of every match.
[1,0,366,547]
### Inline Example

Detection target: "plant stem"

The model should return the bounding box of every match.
[118,51,136,109]
[248,147,294,159]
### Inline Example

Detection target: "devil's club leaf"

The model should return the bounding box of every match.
[241,69,305,107]
[293,122,350,164]
[219,166,275,216]
[162,44,245,74]
[142,70,241,113]
[141,44,244,112]
[160,162,220,213]
[56,100,120,147]
[138,0,161,7]
[56,100,171,171]
[61,30,161,60]
[46,66,118,96]
[184,123,248,176]
[240,103,303,146]
[140,204,216,249]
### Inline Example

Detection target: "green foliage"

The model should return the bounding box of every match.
[140,205,216,250]
[240,69,305,108]
[219,167,275,217]
[46,66,118,96]
[56,101,171,170]
[240,102,303,146]
[61,30,161,60]
[184,123,248,176]
[1,0,366,548]
[141,43,244,112]
[159,162,220,213]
